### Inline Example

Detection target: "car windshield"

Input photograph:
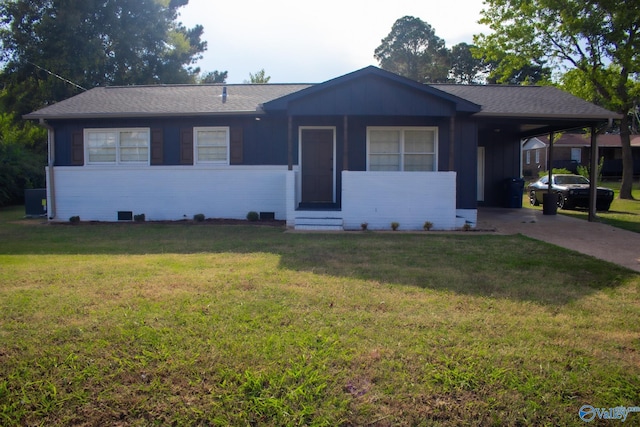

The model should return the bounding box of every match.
[554,175,589,185]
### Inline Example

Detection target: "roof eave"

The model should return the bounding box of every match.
[24,110,266,121]
[475,112,622,121]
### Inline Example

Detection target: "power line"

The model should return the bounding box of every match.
[27,61,87,92]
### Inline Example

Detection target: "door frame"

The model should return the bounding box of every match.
[298,126,337,205]
[477,146,485,202]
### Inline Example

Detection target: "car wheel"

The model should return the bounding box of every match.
[557,192,565,209]
[529,190,539,206]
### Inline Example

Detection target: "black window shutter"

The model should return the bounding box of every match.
[230,127,243,165]
[150,128,163,165]
[180,128,193,165]
[71,131,84,166]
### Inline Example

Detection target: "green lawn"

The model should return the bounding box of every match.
[1,206,639,426]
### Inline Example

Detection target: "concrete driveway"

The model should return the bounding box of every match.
[477,208,640,273]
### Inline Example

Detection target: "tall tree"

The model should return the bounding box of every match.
[449,43,487,84]
[374,16,450,83]
[199,70,228,84]
[479,52,552,85]
[0,0,207,116]
[246,69,271,84]
[474,0,640,199]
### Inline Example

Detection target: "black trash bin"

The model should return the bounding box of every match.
[504,178,525,208]
[542,193,558,215]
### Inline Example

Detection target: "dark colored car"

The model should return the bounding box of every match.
[528,174,614,211]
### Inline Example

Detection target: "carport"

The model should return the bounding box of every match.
[435,84,621,221]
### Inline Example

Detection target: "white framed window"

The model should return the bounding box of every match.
[535,150,540,164]
[194,127,229,164]
[526,150,531,165]
[571,148,581,162]
[367,127,437,171]
[85,128,150,164]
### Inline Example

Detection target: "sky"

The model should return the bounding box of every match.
[177,0,489,84]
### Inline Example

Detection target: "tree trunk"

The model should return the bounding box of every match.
[619,114,635,200]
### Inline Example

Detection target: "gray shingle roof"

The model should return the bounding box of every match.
[24,67,620,122]
[24,84,312,119]
[432,84,621,120]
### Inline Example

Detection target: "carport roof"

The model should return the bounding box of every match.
[432,84,621,121]
[532,133,640,147]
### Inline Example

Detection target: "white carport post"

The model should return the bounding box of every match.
[588,125,598,222]
[543,131,557,215]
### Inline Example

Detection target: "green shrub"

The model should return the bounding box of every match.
[69,215,80,224]
[577,156,604,182]
[246,211,259,222]
[193,213,205,222]
[391,222,399,231]
[423,221,433,231]
[0,113,47,207]
[360,222,368,231]
[538,168,572,178]
[134,213,145,222]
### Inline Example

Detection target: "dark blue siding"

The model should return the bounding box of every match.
[247,117,289,164]
[480,129,522,207]
[51,114,477,208]
[288,75,457,116]
[453,119,479,210]
[51,116,293,166]
[53,124,74,166]
[162,125,181,165]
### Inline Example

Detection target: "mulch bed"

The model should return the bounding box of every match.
[15,218,286,227]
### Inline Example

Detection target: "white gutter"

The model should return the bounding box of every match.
[39,119,56,220]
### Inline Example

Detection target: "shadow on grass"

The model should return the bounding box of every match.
[275,232,637,307]
[552,208,640,233]
[606,209,640,216]
[1,206,637,307]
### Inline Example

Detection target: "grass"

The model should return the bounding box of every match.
[524,179,640,233]
[1,205,639,426]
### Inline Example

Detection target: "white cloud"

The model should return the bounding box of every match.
[178,0,488,83]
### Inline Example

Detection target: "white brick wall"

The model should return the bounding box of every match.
[341,171,457,230]
[47,166,291,222]
[47,167,465,229]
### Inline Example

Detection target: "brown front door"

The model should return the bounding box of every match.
[301,128,334,204]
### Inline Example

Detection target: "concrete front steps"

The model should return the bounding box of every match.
[294,211,343,231]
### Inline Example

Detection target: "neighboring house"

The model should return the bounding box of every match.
[522,133,640,178]
[25,66,619,230]
[522,137,548,178]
